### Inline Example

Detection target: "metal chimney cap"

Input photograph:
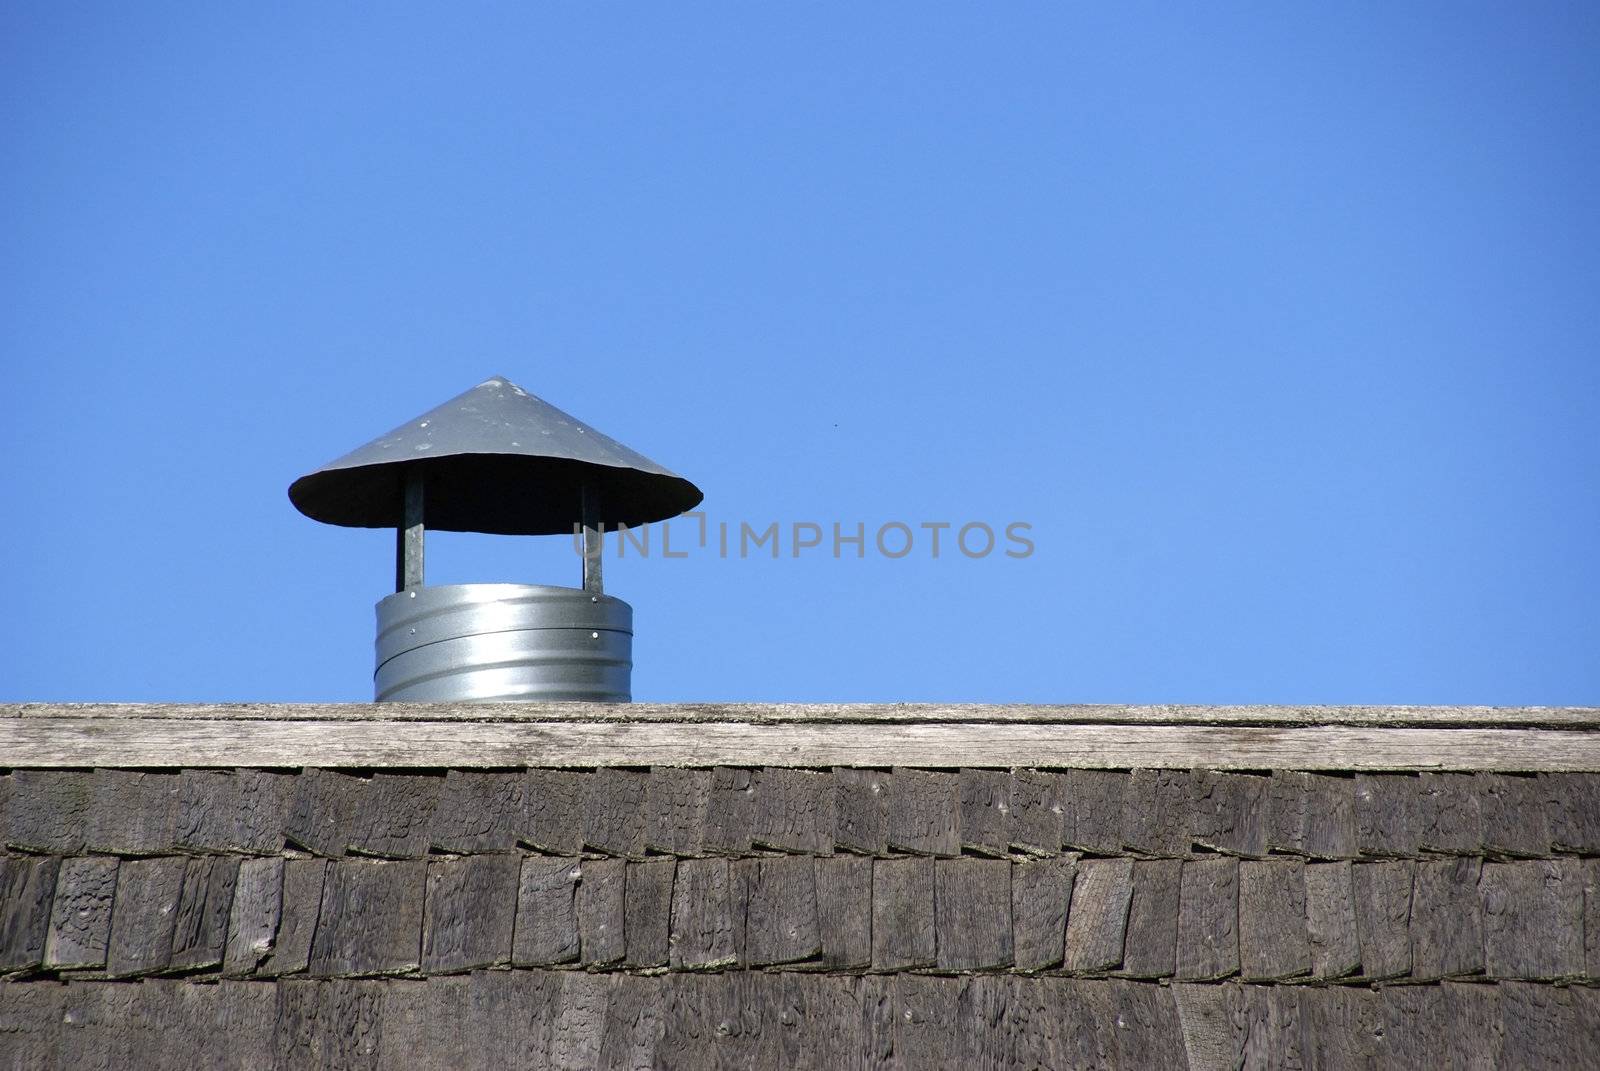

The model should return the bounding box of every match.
[287,376,702,535]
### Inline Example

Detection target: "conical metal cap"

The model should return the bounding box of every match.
[288,376,702,535]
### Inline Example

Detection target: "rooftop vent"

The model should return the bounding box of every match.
[288,376,702,702]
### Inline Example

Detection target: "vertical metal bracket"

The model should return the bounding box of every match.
[581,484,603,595]
[396,469,425,593]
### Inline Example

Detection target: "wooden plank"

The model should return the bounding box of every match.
[106,856,186,977]
[885,768,960,856]
[1351,860,1414,982]
[1237,859,1309,981]
[14,700,1597,727]
[1172,983,1249,1071]
[750,767,834,855]
[273,977,384,1068]
[934,858,1012,970]
[1545,772,1600,853]
[815,856,872,969]
[1298,986,1384,1069]
[380,976,470,1068]
[1478,773,1551,856]
[10,718,1600,769]
[575,857,626,966]
[959,769,1010,856]
[1238,984,1305,1069]
[582,768,647,858]
[623,859,675,968]
[736,856,821,966]
[167,855,239,972]
[0,856,60,973]
[223,856,283,975]
[595,974,661,1070]
[832,768,888,855]
[421,854,519,972]
[258,858,326,977]
[668,858,736,969]
[85,770,181,855]
[893,976,963,1068]
[43,857,117,970]
[1008,768,1065,855]
[1175,857,1239,981]
[1011,857,1076,972]
[521,769,585,855]
[1353,773,1421,857]
[511,856,580,966]
[1479,859,1584,980]
[1190,771,1269,857]
[1417,771,1482,854]
[1063,769,1126,854]
[430,770,524,853]
[1062,857,1134,973]
[468,969,560,1066]
[308,858,425,976]
[2,770,88,854]
[1303,860,1360,981]
[1122,768,1190,856]
[1409,857,1484,980]
[871,857,936,970]
[644,767,710,856]
[1118,858,1181,979]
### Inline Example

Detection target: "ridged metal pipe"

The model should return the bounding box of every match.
[374,583,632,702]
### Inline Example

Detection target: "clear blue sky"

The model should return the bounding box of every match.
[4,5,1596,705]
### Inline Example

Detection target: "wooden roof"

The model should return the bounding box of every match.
[2,704,1598,1067]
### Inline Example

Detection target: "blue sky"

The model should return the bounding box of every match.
[3,4,1596,704]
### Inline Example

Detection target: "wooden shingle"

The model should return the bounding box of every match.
[106,856,186,977]
[576,857,627,966]
[1062,857,1133,974]
[934,858,1012,970]
[1479,859,1583,980]
[871,857,935,970]
[582,768,648,858]
[257,858,326,977]
[886,768,960,857]
[1441,981,1504,1069]
[0,856,60,973]
[1011,857,1075,972]
[750,768,834,855]
[1352,859,1414,981]
[1007,769,1064,856]
[511,856,580,966]
[1063,769,1125,855]
[1410,857,1484,980]
[1544,772,1600,854]
[223,856,283,975]
[623,858,675,968]
[1175,857,1239,981]
[1238,858,1309,981]
[421,854,519,973]
[284,768,359,857]
[959,769,1010,857]
[521,769,585,855]
[85,770,181,856]
[429,771,524,854]
[736,856,821,966]
[1418,772,1482,855]
[668,858,736,969]
[43,856,117,971]
[2,770,89,854]
[1189,771,1269,858]
[1121,769,1190,857]
[308,859,425,976]
[815,856,872,969]
[1479,773,1550,857]
[832,768,888,855]
[1118,858,1180,979]
[1303,860,1360,980]
[1354,773,1421,857]
[644,767,710,856]
[702,767,754,856]
[168,855,239,972]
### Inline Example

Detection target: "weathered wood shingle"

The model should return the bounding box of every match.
[1118,858,1180,979]
[668,858,736,969]
[1410,857,1484,980]
[1011,857,1075,972]
[576,857,626,966]
[43,857,116,971]
[644,767,710,856]
[1479,859,1583,980]
[168,855,239,972]
[815,856,872,969]
[223,856,283,976]
[736,856,821,966]
[512,856,580,966]
[1175,857,1239,981]
[308,859,425,976]
[750,768,833,855]
[623,859,675,968]
[430,771,523,854]
[0,856,60,973]
[831,768,888,855]
[1238,858,1309,981]
[1062,857,1133,974]
[421,854,519,973]
[1189,771,1269,857]
[1352,859,1414,981]
[886,769,960,857]
[258,857,325,977]
[1303,860,1360,980]
[106,856,186,977]
[582,769,648,858]
[1122,769,1190,856]
[934,858,1012,970]
[871,857,935,970]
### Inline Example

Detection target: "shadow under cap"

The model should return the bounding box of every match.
[287,376,703,535]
